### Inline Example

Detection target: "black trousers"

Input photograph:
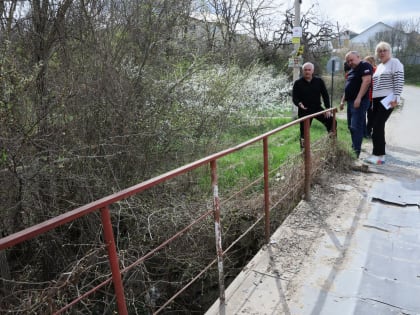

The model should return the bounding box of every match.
[371,97,393,156]
[298,107,334,139]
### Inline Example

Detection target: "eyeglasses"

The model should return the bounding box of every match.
[377,49,388,53]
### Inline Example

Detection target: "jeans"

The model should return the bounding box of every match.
[348,98,370,157]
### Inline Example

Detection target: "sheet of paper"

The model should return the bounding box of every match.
[380,93,394,109]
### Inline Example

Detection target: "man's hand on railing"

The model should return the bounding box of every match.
[324,111,332,118]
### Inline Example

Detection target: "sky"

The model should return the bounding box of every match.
[287,0,420,33]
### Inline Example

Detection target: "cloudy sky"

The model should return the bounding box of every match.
[286,0,420,33]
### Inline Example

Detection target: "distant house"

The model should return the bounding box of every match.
[184,11,254,53]
[347,22,407,53]
[187,11,225,45]
[349,22,420,64]
[173,11,228,54]
[332,22,420,65]
[350,22,394,45]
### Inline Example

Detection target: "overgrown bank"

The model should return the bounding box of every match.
[1,111,355,313]
[0,1,360,313]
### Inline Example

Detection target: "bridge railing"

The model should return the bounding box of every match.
[0,108,337,314]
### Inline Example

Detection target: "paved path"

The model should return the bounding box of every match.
[206,85,420,315]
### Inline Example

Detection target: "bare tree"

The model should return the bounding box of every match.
[292,4,338,68]
[388,19,420,64]
[207,0,246,57]
[403,19,420,64]
[0,0,301,313]
[243,0,292,62]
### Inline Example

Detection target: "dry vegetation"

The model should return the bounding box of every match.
[6,0,418,313]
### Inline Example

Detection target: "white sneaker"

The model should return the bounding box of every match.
[365,155,385,165]
[379,155,386,164]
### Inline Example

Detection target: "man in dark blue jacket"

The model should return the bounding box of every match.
[341,51,373,158]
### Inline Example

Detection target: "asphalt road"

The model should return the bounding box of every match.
[386,85,420,152]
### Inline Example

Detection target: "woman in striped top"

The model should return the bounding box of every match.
[365,41,404,165]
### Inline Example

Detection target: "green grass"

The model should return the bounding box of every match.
[404,64,420,86]
[202,115,352,191]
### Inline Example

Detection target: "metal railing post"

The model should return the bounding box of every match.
[100,206,128,315]
[210,160,225,305]
[303,119,311,201]
[263,137,270,243]
[332,109,337,146]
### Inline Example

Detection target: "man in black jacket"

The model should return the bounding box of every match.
[292,62,334,148]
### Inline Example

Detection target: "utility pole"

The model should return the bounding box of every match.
[292,0,301,116]
[293,0,301,83]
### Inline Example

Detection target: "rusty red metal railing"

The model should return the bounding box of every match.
[0,108,337,314]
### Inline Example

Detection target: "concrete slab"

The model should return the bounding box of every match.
[206,173,420,315]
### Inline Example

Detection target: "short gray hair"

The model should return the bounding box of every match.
[302,62,314,70]
[345,51,360,59]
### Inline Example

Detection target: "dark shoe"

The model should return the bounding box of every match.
[300,138,304,149]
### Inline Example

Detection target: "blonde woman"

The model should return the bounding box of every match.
[365,42,404,165]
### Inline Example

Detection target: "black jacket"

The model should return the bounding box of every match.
[292,76,330,112]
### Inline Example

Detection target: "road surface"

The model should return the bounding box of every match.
[387,85,420,152]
